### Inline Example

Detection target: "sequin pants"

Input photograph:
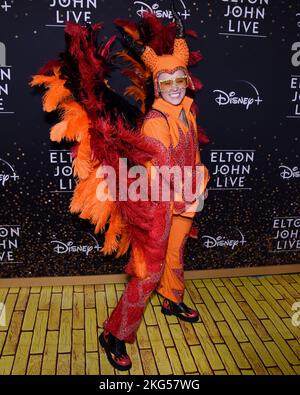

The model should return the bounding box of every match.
[103,214,193,343]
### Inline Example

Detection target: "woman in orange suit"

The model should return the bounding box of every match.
[99,5,210,371]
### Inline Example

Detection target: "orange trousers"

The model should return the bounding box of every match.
[103,214,193,342]
[156,214,193,302]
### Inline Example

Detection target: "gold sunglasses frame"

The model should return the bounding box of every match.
[158,75,188,92]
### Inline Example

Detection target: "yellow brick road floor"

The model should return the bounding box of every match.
[0,274,300,375]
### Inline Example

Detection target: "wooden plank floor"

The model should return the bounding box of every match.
[0,274,300,375]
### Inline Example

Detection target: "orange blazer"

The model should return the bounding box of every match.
[141,95,210,218]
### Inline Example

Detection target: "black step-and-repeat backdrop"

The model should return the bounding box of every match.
[0,0,299,279]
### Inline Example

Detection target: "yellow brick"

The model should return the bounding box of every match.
[240,342,268,375]
[215,344,241,375]
[153,306,173,347]
[290,274,300,284]
[179,320,199,346]
[262,320,299,365]
[95,291,107,328]
[196,303,223,344]
[197,288,223,321]
[2,311,23,355]
[84,285,95,308]
[273,284,296,305]
[185,280,203,303]
[241,369,255,375]
[248,276,262,286]
[27,355,42,375]
[62,285,73,310]
[8,287,19,294]
[85,309,98,352]
[192,279,205,288]
[58,310,72,353]
[99,353,114,375]
[104,284,116,309]
[86,352,100,375]
[57,353,71,375]
[216,321,250,369]
[282,318,300,342]
[258,277,283,299]
[238,287,267,319]
[240,277,264,301]
[127,341,144,375]
[239,321,275,367]
[287,340,300,360]
[41,331,59,375]
[95,284,105,291]
[291,282,300,296]
[0,355,14,375]
[15,288,30,310]
[48,293,62,330]
[222,278,244,301]
[30,286,41,294]
[268,367,283,375]
[258,301,294,340]
[214,370,228,375]
[278,299,295,316]
[0,332,6,354]
[256,285,288,318]
[217,303,248,343]
[31,310,49,354]
[203,279,224,302]
[169,324,197,373]
[140,349,158,375]
[230,277,243,286]
[183,288,198,309]
[147,326,172,375]
[190,345,213,375]
[193,323,224,370]
[265,275,278,285]
[293,365,300,375]
[166,347,184,375]
[11,332,32,375]
[270,276,297,298]
[265,341,296,375]
[74,285,83,293]
[52,286,62,293]
[73,292,84,330]
[218,287,246,320]
[284,274,298,283]
[239,301,271,341]
[0,288,8,304]
[71,329,85,375]
[38,286,52,310]
[135,318,150,349]
[22,293,39,331]
[144,301,157,326]
[212,278,224,287]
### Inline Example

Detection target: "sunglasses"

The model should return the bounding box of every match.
[158,75,188,92]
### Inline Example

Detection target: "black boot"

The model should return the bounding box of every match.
[99,331,132,371]
[161,298,199,323]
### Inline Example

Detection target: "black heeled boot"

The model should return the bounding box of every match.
[99,331,132,371]
[161,298,199,323]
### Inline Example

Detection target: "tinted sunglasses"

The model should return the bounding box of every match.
[158,75,188,92]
